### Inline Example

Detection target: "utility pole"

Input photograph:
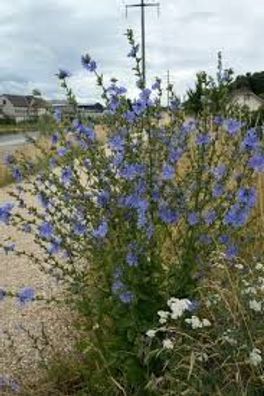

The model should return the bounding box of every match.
[167,70,170,107]
[126,0,160,87]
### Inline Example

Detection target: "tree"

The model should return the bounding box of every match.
[32,89,42,97]
[232,71,264,95]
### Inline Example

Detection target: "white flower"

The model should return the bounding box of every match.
[216,263,225,269]
[185,316,211,329]
[162,338,174,350]
[202,319,211,327]
[222,333,237,346]
[235,263,244,270]
[168,297,191,320]
[249,299,262,312]
[249,348,262,367]
[206,300,212,308]
[244,286,257,295]
[157,310,170,324]
[185,316,203,329]
[146,329,156,338]
[197,352,209,362]
[256,263,264,271]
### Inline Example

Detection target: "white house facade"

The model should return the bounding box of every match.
[0,94,48,122]
[230,89,264,112]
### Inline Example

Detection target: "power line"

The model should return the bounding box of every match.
[125,0,160,87]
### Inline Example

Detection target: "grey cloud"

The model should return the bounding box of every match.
[0,0,263,100]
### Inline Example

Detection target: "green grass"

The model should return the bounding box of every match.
[0,115,56,135]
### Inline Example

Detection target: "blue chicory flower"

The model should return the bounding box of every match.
[212,165,226,181]
[51,133,59,145]
[188,212,199,226]
[162,164,175,180]
[48,239,61,255]
[213,116,224,126]
[212,184,225,198]
[4,154,15,166]
[127,44,139,58]
[241,128,259,150]
[97,191,110,208]
[56,69,71,79]
[120,163,146,180]
[38,192,50,209]
[77,125,96,141]
[159,206,179,224]
[119,291,134,304]
[108,134,125,152]
[219,234,230,245]
[152,79,161,90]
[225,244,239,259]
[17,287,36,305]
[203,209,217,226]
[73,223,87,237]
[224,204,250,228]
[196,133,211,146]
[237,187,257,208]
[224,119,243,135]
[3,243,15,255]
[12,168,23,182]
[61,167,73,185]
[0,375,20,393]
[39,221,54,239]
[81,54,97,72]
[125,111,136,123]
[57,147,69,157]
[93,220,108,239]
[249,154,264,172]
[0,288,7,301]
[0,203,14,224]
[126,251,138,267]
[21,223,32,233]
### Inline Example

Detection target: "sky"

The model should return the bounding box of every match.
[0,0,263,103]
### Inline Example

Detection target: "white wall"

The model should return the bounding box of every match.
[231,94,263,112]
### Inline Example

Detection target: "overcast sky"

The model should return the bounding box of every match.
[0,0,263,102]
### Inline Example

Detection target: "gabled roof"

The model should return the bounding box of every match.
[2,94,48,108]
[2,94,29,107]
[49,100,69,107]
[78,102,104,111]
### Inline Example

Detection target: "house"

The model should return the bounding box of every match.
[49,100,74,119]
[78,102,104,116]
[0,94,49,123]
[230,89,264,112]
[50,100,104,120]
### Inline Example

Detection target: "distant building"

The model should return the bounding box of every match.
[230,89,264,112]
[0,94,49,123]
[49,100,73,119]
[78,102,104,116]
[50,100,104,120]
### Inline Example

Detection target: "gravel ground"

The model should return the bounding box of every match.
[0,184,75,392]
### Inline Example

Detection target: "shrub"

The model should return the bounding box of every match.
[1,30,264,394]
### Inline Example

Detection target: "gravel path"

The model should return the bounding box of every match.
[0,184,75,392]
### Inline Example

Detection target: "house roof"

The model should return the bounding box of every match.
[78,102,104,112]
[2,94,29,107]
[2,94,48,108]
[49,100,69,107]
